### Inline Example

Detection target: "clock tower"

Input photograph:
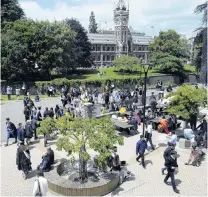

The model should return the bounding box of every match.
[114,0,129,57]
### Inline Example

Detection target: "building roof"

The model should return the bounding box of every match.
[87,32,154,45]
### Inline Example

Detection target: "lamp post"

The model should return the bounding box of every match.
[140,53,151,136]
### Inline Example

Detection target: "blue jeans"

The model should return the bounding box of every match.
[6,131,17,145]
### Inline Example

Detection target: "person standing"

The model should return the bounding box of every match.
[17,123,25,145]
[7,86,12,100]
[33,170,48,196]
[145,122,155,150]
[37,107,42,121]
[16,143,32,180]
[31,117,38,140]
[136,135,148,168]
[24,120,33,145]
[49,107,54,119]
[5,118,17,146]
[164,150,180,193]
[16,87,20,100]
[24,106,30,122]
[43,107,50,119]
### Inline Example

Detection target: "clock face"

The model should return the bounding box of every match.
[115,18,120,25]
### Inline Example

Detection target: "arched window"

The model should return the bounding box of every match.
[123,46,126,51]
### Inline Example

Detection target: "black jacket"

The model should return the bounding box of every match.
[37,111,42,121]
[24,124,33,138]
[7,122,17,138]
[165,156,178,172]
[47,150,54,166]
[43,110,50,119]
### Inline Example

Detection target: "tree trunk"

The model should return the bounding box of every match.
[79,145,87,181]
[200,27,207,84]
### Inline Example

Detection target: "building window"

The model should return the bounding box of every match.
[107,46,110,51]
[123,46,126,51]
[97,46,101,51]
[146,46,149,51]
[143,46,146,51]
[97,55,101,61]
[107,55,110,61]
[111,56,114,61]
[103,55,106,61]
[112,46,114,51]
[139,47,141,51]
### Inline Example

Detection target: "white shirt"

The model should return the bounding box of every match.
[146,125,153,134]
[169,134,177,145]
[33,177,48,196]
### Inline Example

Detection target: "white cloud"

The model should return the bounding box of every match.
[19,0,205,37]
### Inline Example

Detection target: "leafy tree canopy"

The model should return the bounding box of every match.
[112,55,142,73]
[65,18,93,69]
[166,85,207,120]
[56,115,124,179]
[1,0,25,23]
[149,30,190,76]
[2,20,76,81]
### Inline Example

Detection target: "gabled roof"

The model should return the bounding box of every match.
[87,32,154,45]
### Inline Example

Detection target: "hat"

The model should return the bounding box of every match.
[6,118,10,121]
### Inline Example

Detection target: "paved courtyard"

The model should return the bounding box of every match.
[0,97,207,196]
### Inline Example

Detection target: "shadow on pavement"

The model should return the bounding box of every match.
[111,187,125,196]
[158,143,167,147]
[27,169,37,179]
[175,179,182,186]
[145,160,153,166]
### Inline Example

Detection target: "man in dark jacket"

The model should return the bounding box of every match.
[5,118,17,146]
[136,135,148,168]
[47,148,54,166]
[38,152,51,172]
[37,107,42,121]
[161,144,174,175]
[164,150,180,193]
[24,120,33,144]
[31,117,38,140]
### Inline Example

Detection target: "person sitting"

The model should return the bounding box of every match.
[37,152,51,172]
[47,147,54,166]
[184,125,195,143]
[167,84,173,92]
[185,142,200,166]
[158,116,170,134]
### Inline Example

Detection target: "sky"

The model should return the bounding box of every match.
[19,0,205,38]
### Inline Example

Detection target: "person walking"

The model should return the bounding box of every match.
[161,144,174,175]
[5,118,17,146]
[33,170,48,196]
[145,122,155,150]
[168,131,178,147]
[164,150,180,193]
[136,135,148,168]
[16,143,32,180]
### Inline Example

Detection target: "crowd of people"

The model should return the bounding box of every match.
[4,83,207,196]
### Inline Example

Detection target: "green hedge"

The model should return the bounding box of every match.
[35,76,143,89]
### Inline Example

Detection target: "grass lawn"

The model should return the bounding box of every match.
[0,94,59,102]
[65,67,159,81]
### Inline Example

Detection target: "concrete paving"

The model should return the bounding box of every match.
[1,97,207,196]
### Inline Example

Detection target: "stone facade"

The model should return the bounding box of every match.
[88,0,154,67]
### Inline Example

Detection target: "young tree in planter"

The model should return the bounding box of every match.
[166,85,206,129]
[56,116,124,181]
[37,117,56,147]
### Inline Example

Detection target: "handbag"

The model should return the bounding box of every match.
[35,179,42,197]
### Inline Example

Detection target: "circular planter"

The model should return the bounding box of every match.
[44,159,119,196]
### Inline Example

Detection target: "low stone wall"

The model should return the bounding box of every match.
[44,160,120,196]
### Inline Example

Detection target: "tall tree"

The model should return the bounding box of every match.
[88,11,98,33]
[194,2,207,84]
[1,0,25,22]
[149,30,190,81]
[65,18,93,68]
[1,20,76,81]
